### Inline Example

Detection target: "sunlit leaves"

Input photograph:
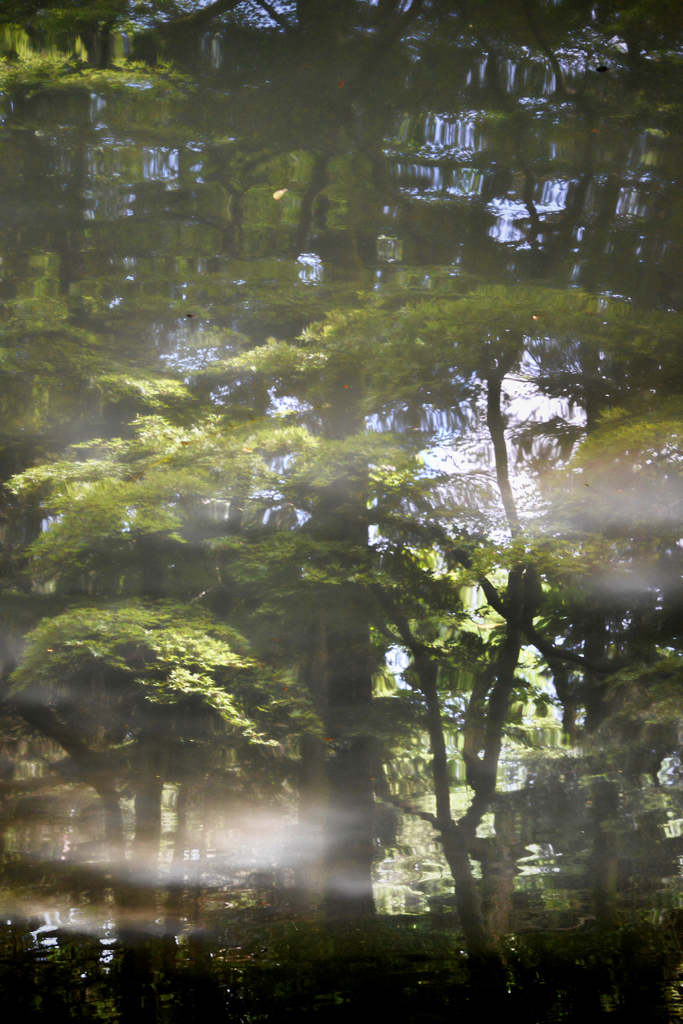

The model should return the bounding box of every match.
[0,53,193,101]
[94,371,194,411]
[11,600,319,746]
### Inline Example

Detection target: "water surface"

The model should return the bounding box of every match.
[2,2,683,1019]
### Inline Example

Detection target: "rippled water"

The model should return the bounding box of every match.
[2,4,683,1019]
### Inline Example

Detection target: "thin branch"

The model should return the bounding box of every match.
[372,530,618,675]
[481,374,623,674]
[518,0,594,120]
[371,583,424,656]
[519,0,574,99]
[519,158,542,242]
[484,580,621,673]
[371,525,620,676]
[163,0,243,33]
[486,371,521,537]
[450,554,621,673]
[381,792,441,829]
[371,583,452,828]
[343,0,425,99]
[373,619,404,646]
[161,0,294,35]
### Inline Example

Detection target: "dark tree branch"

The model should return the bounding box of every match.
[373,618,403,646]
[372,528,618,676]
[372,521,619,675]
[373,570,520,956]
[462,665,494,785]
[486,370,521,537]
[291,150,331,255]
[343,0,425,101]
[370,583,424,656]
[253,0,292,31]
[519,158,542,242]
[481,374,621,674]
[370,583,452,828]
[13,699,106,769]
[370,574,516,957]
[162,0,243,33]
[462,557,621,674]
[519,0,575,99]
[518,0,594,120]
[10,695,125,852]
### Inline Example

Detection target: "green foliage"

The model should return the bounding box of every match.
[3,3,683,950]
[0,52,192,99]
[13,600,320,745]
[10,280,683,677]
[93,370,194,410]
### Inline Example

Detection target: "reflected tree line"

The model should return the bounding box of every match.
[1,0,683,993]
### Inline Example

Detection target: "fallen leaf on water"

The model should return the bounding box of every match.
[339,81,345,87]
[273,189,288,201]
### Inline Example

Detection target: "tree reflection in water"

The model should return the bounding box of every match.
[1,0,683,1018]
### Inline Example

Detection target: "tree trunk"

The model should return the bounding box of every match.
[590,779,619,929]
[324,733,376,918]
[309,389,377,917]
[416,653,452,827]
[163,784,188,965]
[132,736,165,864]
[323,604,375,917]
[296,621,329,908]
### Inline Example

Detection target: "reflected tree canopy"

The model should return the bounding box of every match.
[2,0,683,1019]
